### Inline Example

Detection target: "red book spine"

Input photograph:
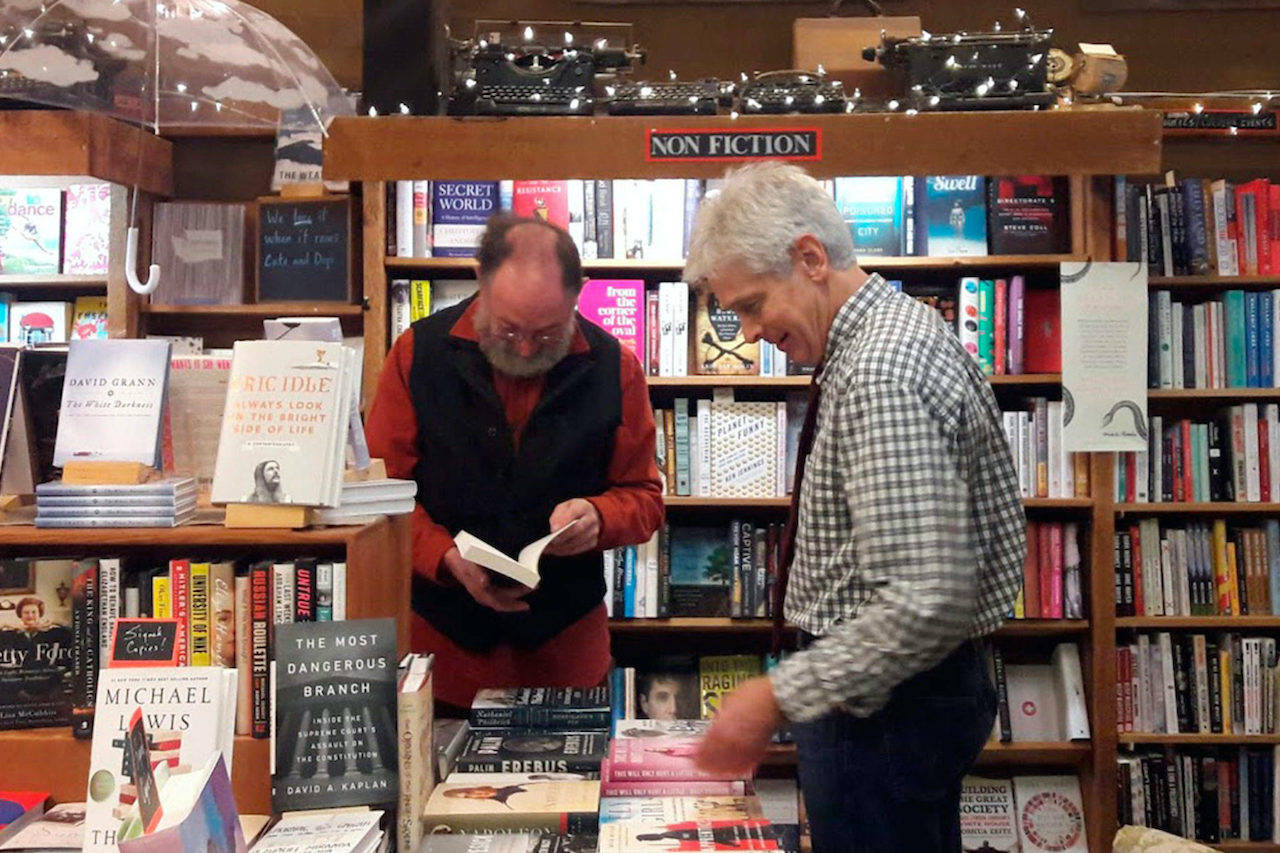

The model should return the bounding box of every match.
[1270,184,1280,275]
[1172,423,1185,503]
[994,278,1007,375]
[1262,418,1273,502]
[1235,185,1255,275]
[250,563,271,739]
[1038,521,1054,620]
[294,561,315,622]
[1181,419,1194,503]
[169,559,190,667]
[1048,522,1064,618]
[1256,179,1273,276]
[1126,453,1137,503]
[1130,523,1146,617]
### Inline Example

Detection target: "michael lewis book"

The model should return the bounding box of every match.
[0,558,74,730]
[914,175,989,257]
[455,731,608,776]
[83,667,236,852]
[271,618,398,811]
[0,188,62,276]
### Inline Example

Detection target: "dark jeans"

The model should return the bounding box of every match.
[791,639,997,853]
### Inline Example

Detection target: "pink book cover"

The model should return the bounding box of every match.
[578,279,644,363]
[1007,275,1024,374]
[606,737,744,782]
[63,183,111,275]
[993,278,1007,375]
[601,780,748,797]
[512,180,570,228]
[1048,522,1064,619]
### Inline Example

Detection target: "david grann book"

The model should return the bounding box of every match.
[271,618,398,811]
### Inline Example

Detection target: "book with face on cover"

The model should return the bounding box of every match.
[52,340,171,469]
[0,558,75,730]
[421,777,600,834]
[211,340,355,508]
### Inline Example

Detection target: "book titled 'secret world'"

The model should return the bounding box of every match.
[431,182,499,258]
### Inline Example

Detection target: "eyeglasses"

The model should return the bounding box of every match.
[493,324,570,346]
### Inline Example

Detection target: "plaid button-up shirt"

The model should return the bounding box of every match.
[770,274,1025,722]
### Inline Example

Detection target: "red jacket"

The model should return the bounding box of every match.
[366,299,664,707]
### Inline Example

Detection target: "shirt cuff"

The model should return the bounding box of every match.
[768,644,889,723]
[413,506,456,583]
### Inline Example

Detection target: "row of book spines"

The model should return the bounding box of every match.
[1116,174,1280,277]
[469,708,613,730]
[655,399,793,499]
[1115,519,1280,618]
[1013,521,1085,620]
[958,275,1027,376]
[1117,747,1279,844]
[1150,290,1280,390]
[1001,400,1091,500]
[1117,633,1279,736]
[603,523,779,620]
[1115,406,1279,504]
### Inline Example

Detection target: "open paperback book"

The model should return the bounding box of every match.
[454,520,578,588]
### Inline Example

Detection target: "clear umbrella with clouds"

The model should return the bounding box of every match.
[0,0,352,293]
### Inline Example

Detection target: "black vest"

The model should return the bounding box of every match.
[408,298,621,651]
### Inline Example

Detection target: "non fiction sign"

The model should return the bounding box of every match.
[646,127,822,162]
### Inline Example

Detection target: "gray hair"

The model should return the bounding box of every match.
[683,162,856,285]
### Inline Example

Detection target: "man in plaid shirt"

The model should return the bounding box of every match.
[686,163,1025,851]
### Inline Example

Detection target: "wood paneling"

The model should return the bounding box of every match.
[0,112,172,196]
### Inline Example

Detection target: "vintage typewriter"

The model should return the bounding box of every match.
[448,21,642,116]
[606,78,731,116]
[738,70,848,114]
[863,18,1058,111]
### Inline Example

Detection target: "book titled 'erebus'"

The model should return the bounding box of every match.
[271,618,398,812]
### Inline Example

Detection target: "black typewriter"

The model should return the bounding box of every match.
[448,22,642,116]
[738,70,847,115]
[606,79,729,116]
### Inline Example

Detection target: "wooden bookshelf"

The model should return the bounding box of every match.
[997,620,1092,636]
[663,496,790,508]
[647,376,813,389]
[1116,616,1280,629]
[0,516,411,814]
[1118,734,1280,745]
[1024,498,1095,510]
[1150,274,1280,289]
[385,254,1084,274]
[1214,842,1280,852]
[0,111,172,197]
[975,741,1093,767]
[610,618,778,634]
[988,374,1064,387]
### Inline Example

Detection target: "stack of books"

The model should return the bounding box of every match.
[313,477,417,526]
[33,477,197,528]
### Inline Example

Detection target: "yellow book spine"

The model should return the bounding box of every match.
[189,562,211,666]
[1213,520,1232,616]
[1220,647,1233,734]
[153,577,171,619]
[410,280,431,321]
[1227,542,1242,616]
[1014,586,1025,619]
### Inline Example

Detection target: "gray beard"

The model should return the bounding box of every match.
[477,331,573,378]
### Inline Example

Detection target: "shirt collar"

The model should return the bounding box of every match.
[818,272,891,384]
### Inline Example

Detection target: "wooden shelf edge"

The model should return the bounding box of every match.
[976,741,1092,765]
[663,497,791,508]
[0,519,387,547]
[1148,388,1280,400]
[1151,275,1280,287]
[0,274,108,288]
[1117,616,1280,629]
[142,302,364,317]
[1118,733,1280,744]
[1116,502,1280,514]
[610,618,779,632]
[997,620,1091,635]
[386,254,1083,272]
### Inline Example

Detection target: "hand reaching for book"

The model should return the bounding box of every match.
[442,547,531,613]
[543,499,601,556]
[694,676,785,777]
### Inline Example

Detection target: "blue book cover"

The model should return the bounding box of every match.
[431,181,499,257]
[1225,290,1247,388]
[1180,178,1210,275]
[914,176,988,257]
[623,544,636,618]
[832,177,906,257]
[1246,290,1261,388]
[1263,293,1275,388]
[0,188,63,275]
[667,525,732,617]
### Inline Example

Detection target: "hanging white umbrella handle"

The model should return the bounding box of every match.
[125,226,161,295]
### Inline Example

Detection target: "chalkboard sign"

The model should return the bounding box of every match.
[256,196,353,303]
[109,618,180,667]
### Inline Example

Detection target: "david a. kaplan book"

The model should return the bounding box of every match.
[83,666,236,852]
[271,618,398,812]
